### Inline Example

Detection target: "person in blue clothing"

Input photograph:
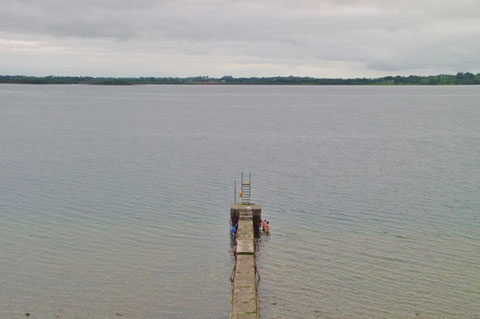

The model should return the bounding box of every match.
[231,223,238,236]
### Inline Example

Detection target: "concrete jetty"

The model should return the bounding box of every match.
[230,204,261,319]
[230,204,262,230]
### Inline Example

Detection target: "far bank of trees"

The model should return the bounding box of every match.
[1,73,479,85]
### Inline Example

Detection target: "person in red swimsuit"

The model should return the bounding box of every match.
[264,221,270,233]
[261,219,267,231]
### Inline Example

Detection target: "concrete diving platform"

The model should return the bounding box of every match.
[230,203,262,232]
[230,204,261,319]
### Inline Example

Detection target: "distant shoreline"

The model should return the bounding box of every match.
[1,73,479,85]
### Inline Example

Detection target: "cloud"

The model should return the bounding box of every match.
[0,0,479,76]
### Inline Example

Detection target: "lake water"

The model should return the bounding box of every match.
[0,84,479,318]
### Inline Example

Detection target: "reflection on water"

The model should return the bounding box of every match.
[0,84,479,318]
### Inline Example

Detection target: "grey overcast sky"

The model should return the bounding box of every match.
[1,0,479,77]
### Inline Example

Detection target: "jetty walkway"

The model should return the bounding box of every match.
[230,204,261,319]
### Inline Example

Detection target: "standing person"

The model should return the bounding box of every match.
[261,219,267,231]
[264,221,270,233]
[231,224,237,236]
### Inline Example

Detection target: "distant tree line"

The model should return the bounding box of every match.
[0,72,479,85]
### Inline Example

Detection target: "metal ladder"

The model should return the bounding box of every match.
[240,172,251,204]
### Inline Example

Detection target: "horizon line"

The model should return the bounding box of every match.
[1,72,479,79]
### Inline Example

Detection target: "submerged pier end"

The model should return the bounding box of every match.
[230,204,261,319]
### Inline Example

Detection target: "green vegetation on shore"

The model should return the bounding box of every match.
[1,72,479,85]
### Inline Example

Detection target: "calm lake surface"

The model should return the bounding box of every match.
[0,84,479,318]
